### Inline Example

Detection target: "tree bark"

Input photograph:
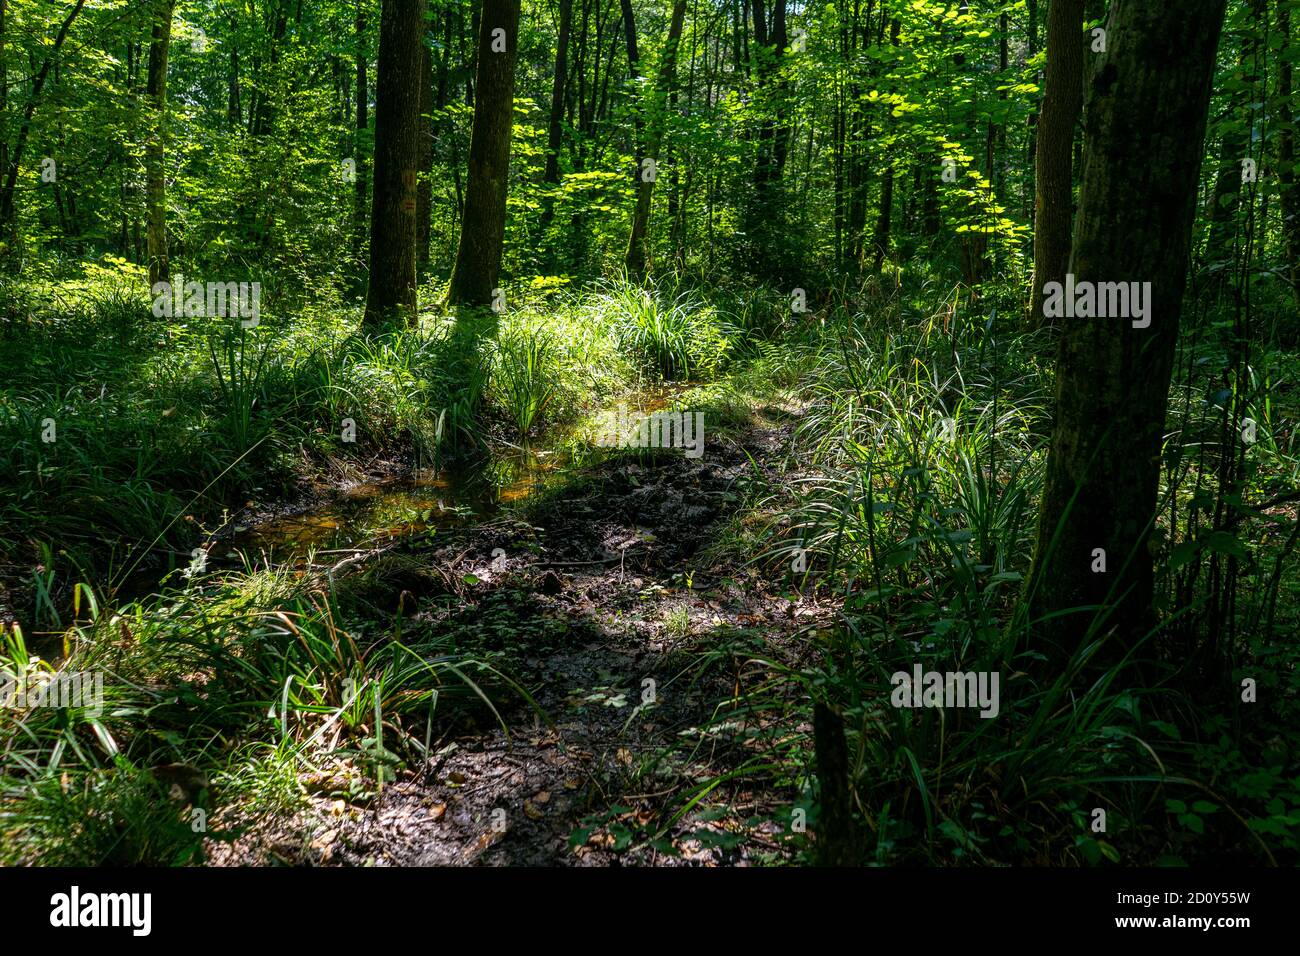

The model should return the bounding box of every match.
[1204,0,1266,259]
[446,0,521,306]
[870,16,901,274]
[352,6,370,274]
[417,22,434,273]
[145,0,176,288]
[1024,0,1228,655]
[0,0,8,223]
[538,0,573,256]
[363,0,427,326]
[544,0,573,186]
[1279,2,1299,299]
[1028,0,1084,322]
[813,701,860,866]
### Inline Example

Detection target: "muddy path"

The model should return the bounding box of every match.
[215,404,828,866]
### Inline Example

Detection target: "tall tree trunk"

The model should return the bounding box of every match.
[352,6,370,274]
[1204,0,1266,258]
[539,0,573,256]
[1024,0,1228,655]
[625,0,689,276]
[1028,0,1085,322]
[145,0,176,288]
[0,0,8,224]
[544,0,573,186]
[363,0,427,326]
[446,0,521,306]
[417,24,434,274]
[1025,0,1038,223]
[870,16,901,274]
[1279,1,1299,299]
[227,34,242,127]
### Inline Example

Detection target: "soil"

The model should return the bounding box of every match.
[211,405,833,866]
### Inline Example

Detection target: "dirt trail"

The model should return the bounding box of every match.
[218,408,818,866]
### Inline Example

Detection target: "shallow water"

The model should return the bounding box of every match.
[221,383,687,560]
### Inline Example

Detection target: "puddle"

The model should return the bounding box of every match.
[221,384,688,560]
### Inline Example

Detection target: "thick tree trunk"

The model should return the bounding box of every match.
[1024,0,1228,655]
[145,0,176,288]
[446,0,521,306]
[625,0,688,277]
[363,0,427,326]
[1028,0,1084,322]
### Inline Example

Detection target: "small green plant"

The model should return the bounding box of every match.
[493,328,559,442]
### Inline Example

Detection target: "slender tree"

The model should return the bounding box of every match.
[625,0,689,276]
[1204,0,1267,258]
[145,0,176,287]
[417,18,434,273]
[544,0,573,186]
[352,5,370,274]
[1279,1,1299,298]
[1028,0,1084,321]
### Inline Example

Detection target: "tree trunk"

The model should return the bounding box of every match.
[351,7,370,274]
[870,16,901,274]
[227,36,242,127]
[1204,0,1266,259]
[544,0,573,186]
[1279,2,1299,300]
[813,702,860,866]
[145,0,176,288]
[1024,0,1228,655]
[446,0,521,306]
[363,0,427,326]
[538,0,573,256]
[1028,0,1084,322]
[1025,0,1038,223]
[0,0,8,223]
[625,0,688,276]
[417,26,434,274]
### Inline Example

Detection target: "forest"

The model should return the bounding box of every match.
[0,0,1296,872]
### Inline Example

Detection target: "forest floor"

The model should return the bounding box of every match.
[212,395,823,866]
